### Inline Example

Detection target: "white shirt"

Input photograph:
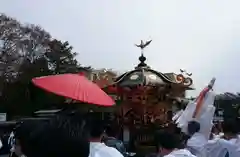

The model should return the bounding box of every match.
[188,135,239,157]
[164,149,196,157]
[213,133,224,140]
[89,142,124,157]
[229,135,240,153]
[202,138,239,157]
[187,132,240,157]
[187,132,208,155]
[0,139,2,149]
[8,131,14,146]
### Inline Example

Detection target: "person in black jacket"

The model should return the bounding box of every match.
[29,114,90,157]
[0,133,11,155]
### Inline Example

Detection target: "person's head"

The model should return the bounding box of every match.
[211,125,219,134]
[29,113,89,157]
[155,130,180,156]
[222,119,238,138]
[14,120,40,157]
[174,126,182,135]
[187,121,200,136]
[86,117,105,141]
[105,125,118,138]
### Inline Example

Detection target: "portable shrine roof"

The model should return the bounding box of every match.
[108,53,194,89]
[89,41,194,90]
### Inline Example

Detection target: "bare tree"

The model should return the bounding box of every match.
[19,24,51,62]
[0,14,52,95]
[0,14,24,95]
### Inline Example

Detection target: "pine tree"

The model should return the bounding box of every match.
[46,39,80,74]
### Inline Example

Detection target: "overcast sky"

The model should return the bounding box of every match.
[1,0,240,96]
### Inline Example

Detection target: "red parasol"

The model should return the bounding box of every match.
[32,73,115,106]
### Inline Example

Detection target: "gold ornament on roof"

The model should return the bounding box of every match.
[176,69,193,87]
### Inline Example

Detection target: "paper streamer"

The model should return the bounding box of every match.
[174,78,216,137]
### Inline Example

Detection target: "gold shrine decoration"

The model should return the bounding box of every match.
[90,69,117,88]
[136,134,154,144]
[176,69,193,87]
[123,93,168,104]
[176,74,193,86]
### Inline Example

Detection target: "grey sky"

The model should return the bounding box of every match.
[1,0,240,96]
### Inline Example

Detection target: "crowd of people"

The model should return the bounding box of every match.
[7,112,126,157]
[0,110,239,157]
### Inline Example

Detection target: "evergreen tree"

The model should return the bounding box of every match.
[46,39,80,74]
